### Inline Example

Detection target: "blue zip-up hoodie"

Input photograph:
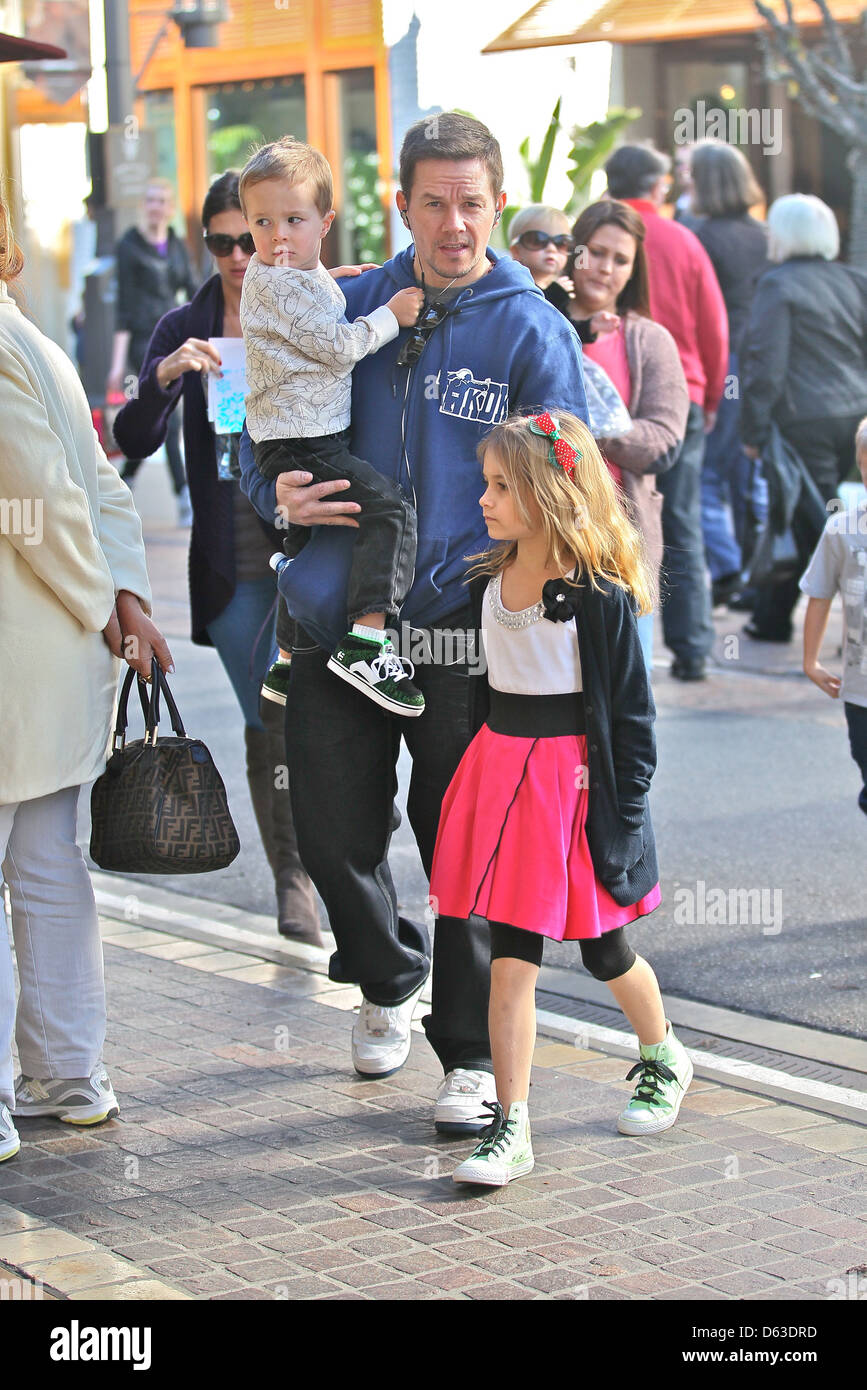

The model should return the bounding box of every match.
[239,245,588,651]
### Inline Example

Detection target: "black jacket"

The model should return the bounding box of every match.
[465,569,659,908]
[113,274,282,645]
[115,227,197,371]
[693,214,768,354]
[740,257,867,448]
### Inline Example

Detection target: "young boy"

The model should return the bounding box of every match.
[509,203,619,339]
[239,137,425,716]
[801,417,867,815]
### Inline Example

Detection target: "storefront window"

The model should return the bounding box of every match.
[202,77,307,178]
[326,67,386,265]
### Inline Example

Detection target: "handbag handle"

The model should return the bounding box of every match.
[111,658,186,752]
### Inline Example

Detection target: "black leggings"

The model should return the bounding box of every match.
[489,920,636,982]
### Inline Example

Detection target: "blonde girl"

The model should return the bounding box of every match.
[429,411,692,1186]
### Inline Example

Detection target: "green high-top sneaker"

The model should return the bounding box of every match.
[617,1021,694,1136]
[452,1100,534,1186]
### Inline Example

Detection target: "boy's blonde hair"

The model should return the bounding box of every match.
[468,411,655,615]
[239,137,333,217]
[855,416,867,456]
[509,203,571,243]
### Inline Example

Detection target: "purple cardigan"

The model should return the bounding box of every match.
[113,274,281,645]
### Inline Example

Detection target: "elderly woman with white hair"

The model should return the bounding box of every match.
[740,193,867,642]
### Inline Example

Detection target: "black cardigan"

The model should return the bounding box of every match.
[465,569,659,908]
[113,274,282,645]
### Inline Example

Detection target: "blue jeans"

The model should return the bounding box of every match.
[701,353,768,580]
[205,577,278,730]
[657,401,715,664]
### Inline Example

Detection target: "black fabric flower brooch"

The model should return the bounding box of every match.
[542,579,581,623]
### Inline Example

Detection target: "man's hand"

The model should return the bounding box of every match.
[275,470,361,530]
[804,660,841,698]
[387,287,425,327]
[156,338,223,390]
[115,591,174,679]
[703,410,717,435]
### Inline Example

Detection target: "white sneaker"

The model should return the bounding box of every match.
[435,1068,498,1135]
[0,1104,20,1162]
[13,1064,119,1125]
[351,977,427,1077]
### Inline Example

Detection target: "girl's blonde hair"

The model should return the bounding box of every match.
[0,183,24,283]
[468,411,655,616]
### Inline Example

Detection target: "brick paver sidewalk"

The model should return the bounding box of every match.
[0,918,864,1301]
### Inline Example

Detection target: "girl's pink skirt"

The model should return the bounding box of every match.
[430,725,661,942]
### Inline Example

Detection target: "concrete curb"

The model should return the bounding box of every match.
[92,874,865,1127]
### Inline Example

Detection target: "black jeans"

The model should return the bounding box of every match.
[844,702,867,813]
[753,414,862,639]
[254,429,417,625]
[121,407,186,496]
[285,610,492,1074]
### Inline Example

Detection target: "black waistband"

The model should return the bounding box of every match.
[486,689,586,738]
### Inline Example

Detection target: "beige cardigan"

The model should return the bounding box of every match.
[600,312,690,592]
[0,281,151,803]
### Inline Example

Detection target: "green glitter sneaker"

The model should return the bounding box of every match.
[452,1100,534,1186]
[261,658,292,708]
[617,1022,693,1136]
[327,634,425,717]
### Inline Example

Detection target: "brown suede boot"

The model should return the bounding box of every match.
[244,725,323,946]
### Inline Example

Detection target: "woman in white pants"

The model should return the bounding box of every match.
[0,190,171,1160]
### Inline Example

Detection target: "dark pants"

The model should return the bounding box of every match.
[752,414,862,640]
[121,408,186,496]
[844,702,867,813]
[285,610,492,1075]
[254,429,417,625]
[657,401,715,663]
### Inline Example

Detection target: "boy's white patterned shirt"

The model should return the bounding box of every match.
[240,253,398,442]
[800,500,867,708]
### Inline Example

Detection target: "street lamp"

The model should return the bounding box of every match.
[169,1,230,50]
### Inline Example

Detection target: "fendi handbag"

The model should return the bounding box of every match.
[90,658,240,873]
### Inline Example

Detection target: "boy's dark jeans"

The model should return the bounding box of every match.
[284,610,492,1075]
[844,702,867,813]
[254,429,417,626]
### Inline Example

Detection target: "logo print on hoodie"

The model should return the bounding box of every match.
[438,368,509,424]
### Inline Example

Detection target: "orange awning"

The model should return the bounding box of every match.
[483,0,865,52]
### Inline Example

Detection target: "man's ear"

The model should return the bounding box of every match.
[396,190,410,227]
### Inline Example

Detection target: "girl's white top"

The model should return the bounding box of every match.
[482,573,583,696]
[240,253,398,442]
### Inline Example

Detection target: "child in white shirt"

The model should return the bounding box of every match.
[240,137,425,717]
[801,417,867,814]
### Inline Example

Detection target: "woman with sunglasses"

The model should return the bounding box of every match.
[114,170,328,945]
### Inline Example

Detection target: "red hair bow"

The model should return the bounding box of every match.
[528,412,581,479]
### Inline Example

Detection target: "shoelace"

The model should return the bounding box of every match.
[624,1058,678,1106]
[359,1001,401,1038]
[473,1099,516,1157]
[370,645,416,685]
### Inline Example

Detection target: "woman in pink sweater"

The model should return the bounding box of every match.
[555,199,690,670]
